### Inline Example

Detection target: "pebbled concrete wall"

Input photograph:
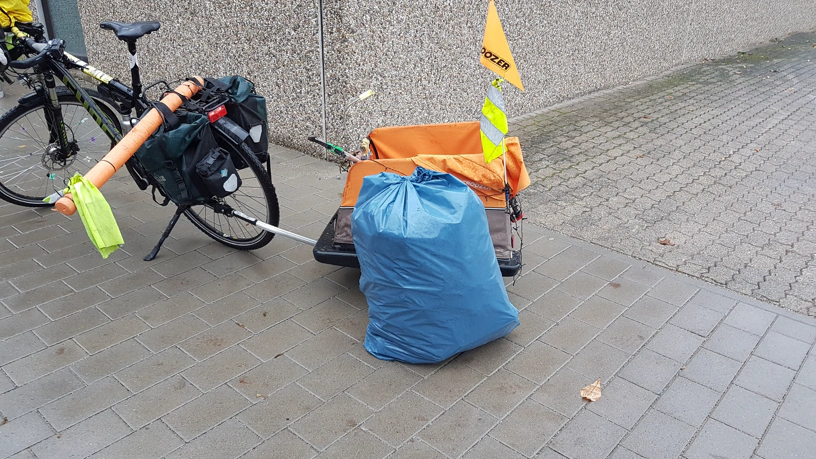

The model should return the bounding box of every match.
[76,0,816,154]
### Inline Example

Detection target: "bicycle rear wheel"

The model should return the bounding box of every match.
[183,142,279,250]
[0,87,121,207]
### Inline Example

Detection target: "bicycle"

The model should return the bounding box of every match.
[0,19,280,259]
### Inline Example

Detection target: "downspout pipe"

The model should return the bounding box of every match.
[316,0,328,154]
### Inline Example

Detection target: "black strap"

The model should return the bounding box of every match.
[152,101,180,130]
[368,136,381,159]
[156,133,192,204]
[205,77,230,91]
[151,184,171,206]
[186,77,205,89]
[153,103,192,204]
[100,159,117,173]
[196,77,230,104]
[166,159,192,204]
[167,89,190,105]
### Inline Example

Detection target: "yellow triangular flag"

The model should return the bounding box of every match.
[480,0,524,91]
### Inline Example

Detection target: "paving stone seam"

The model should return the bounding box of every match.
[636,155,768,277]
[301,392,391,453]
[400,388,468,443]
[787,251,816,306]
[500,292,687,455]
[3,358,103,423]
[36,380,129,434]
[96,286,171,322]
[108,345,194,394]
[742,335,816,457]
[311,305,601,457]
[238,422,285,453]
[745,133,815,305]
[681,315,780,457]
[351,411,410,450]
[236,340,310,375]
[5,411,57,457]
[686,312,816,454]
[330,323,366,346]
[507,59,708,126]
[243,385,315,439]
[0,334,47,369]
[516,232,572,271]
[772,337,816,436]
[155,418,186,455]
[160,384,248,441]
[609,303,771,457]
[510,37,812,316]
[440,395,510,457]
[164,417,262,458]
[414,437,448,458]
[548,225,816,327]
[1,339,89,417]
[6,73,812,454]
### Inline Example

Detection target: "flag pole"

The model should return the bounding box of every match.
[503,138,508,192]
[479,0,523,220]
[496,79,509,202]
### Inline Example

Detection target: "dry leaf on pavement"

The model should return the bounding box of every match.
[580,378,603,402]
[658,238,675,246]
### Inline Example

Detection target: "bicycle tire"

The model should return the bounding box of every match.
[183,141,280,250]
[0,87,122,207]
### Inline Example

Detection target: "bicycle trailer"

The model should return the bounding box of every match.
[312,121,530,277]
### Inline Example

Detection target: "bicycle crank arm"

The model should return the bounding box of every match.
[231,210,317,246]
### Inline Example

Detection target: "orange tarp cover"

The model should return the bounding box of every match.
[368,121,483,159]
[341,122,530,208]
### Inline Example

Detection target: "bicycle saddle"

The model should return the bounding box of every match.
[100,21,160,41]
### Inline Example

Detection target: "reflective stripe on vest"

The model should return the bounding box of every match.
[480,79,507,163]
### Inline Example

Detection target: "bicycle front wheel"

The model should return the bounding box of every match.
[0,87,122,207]
[183,142,280,250]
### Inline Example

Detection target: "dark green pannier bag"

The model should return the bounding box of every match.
[134,102,239,206]
[197,76,269,165]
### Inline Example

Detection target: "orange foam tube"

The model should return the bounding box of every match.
[54,77,205,216]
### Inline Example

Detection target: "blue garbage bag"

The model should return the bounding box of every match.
[352,166,519,364]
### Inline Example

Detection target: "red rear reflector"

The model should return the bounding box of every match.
[208,105,227,122]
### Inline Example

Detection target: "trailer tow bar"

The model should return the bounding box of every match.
[230,210,318,246]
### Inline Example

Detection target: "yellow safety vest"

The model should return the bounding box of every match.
[480,78,508,163]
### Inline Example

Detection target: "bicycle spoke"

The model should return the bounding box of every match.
[0,92,119,206]
[183,144,277,250]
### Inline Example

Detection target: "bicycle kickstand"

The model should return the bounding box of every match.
[144,205,188,261]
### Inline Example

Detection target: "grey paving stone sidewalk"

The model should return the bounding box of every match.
[511,31,816,317]
[2,142,816,458]
[2,32,816,459]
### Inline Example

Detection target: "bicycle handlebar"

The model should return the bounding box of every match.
[54,76,205,216]
[8,39,57,69]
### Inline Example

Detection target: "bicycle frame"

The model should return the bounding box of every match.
[7,26,165,192]
[20,55,127,144]
[1,21,282,261]
[9,22,159,140]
